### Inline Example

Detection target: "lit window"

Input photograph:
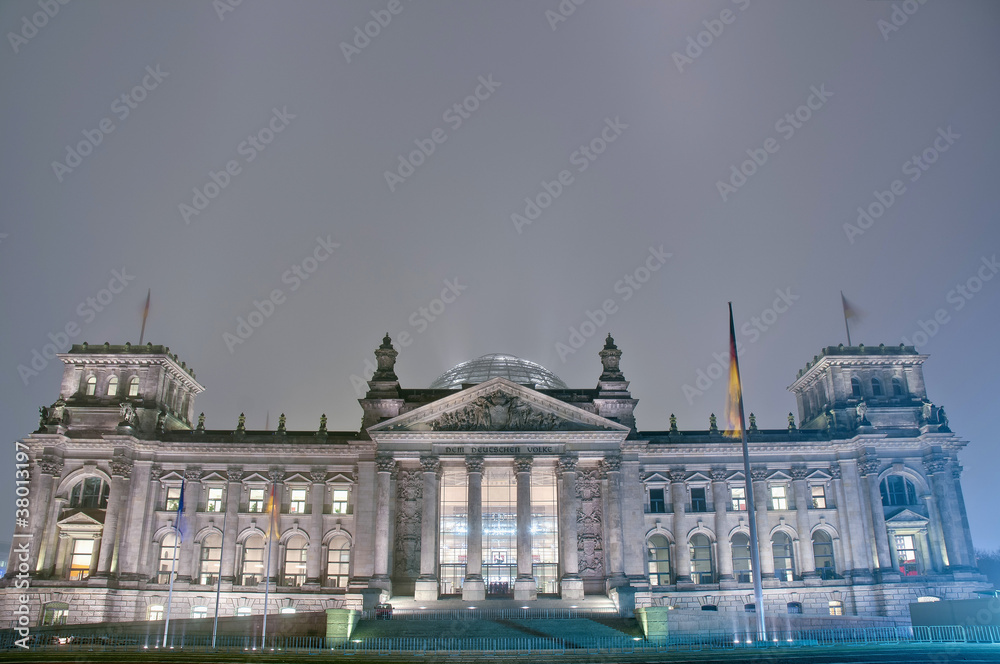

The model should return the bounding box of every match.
[165,486,181,512]
[648,488,665,513]
[731,487,747,511]
[646,534,671,586]
[811,485,827,509]
[240,535,265,585]
[772,532,795,582]
[770,485,788,510]
[107,375,119,396]
[289,489,307,514]
[157,533,178,584]
[248,489,265,513]
[871,377,882,397]
[128,376,140,397]
[282,535,307,586]
[689,534,714,584]
[69,538,95,580]
[279,607,296,615]
[206,487,223,512]
[917,596,940,603]
[326,536,351,587]
[690,487,708,512]
[812,531,836,579]
[147,604,164,621]
[895,534,920,575]
[829,600,843,616]
[69,477,110,509]
[85,375,97,395]
[731,533,752,583]
[880,476,918,506]
[41,602,69,626]
[332,489,349,514]
[850,377,862,398]
[199,533,222,585]
[191,606,208,619]
[236,607,252,616]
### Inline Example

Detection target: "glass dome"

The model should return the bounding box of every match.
[429,353,568,390]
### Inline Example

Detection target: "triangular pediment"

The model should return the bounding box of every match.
[369,378,630,434]
[886,508,928,524]
[57,511,104,527]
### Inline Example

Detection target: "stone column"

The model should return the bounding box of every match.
[921,492,946,571]
[96,456,133,577]
[371,454,395,593]
[668,467,691,585]
[304,469,326,586]
[463,456,485,600]
[220,466,243,584]
[924,455,967,569]
[54,533,70,577]
[620,458,646,583]
[350,461,375,586]
[557,455,583,599]
[750,467,776,583]
[116,462,153,581]
[32,456,63,573]
[88,534,102,577]
[828,464,855,573]
[791,468,817,581]
[859,453,896,580]
[951,465,977,568]
[710,468,734,586]
[839,459,874,581]
[415,456,441,600]
[176,467,203,582]
[514,456,537,600]
[136,466,163,580]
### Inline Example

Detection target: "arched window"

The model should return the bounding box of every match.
[282,535,308,586]
[850,377,862,398]
[871,377,882,397]
[731,533,752,583]
[240,535,265,586]
[199,533,222,585]
[812,531,836,579]
[41,602,69,626]
[787,602,803,614]
[646,534,671,586]
[892,377,905,397]
[147,604,164,621]
[880,476,918,506]
[326,535,351,588]
[772,532,795,582]
[128,376,140,397]
[157,533,178,584]
[69,477,110,509]
[689,534,714,584]
[106,375,118,396]
[85,375,97,396]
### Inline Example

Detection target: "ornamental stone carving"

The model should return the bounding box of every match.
[184,467,203,482]
[828,464,842,480]
[309,468,327,484]
[750,466,769,482]
[951,465,963,480]
[268,467,284,484]
[420,456,440,474]
[228,466,245,483]
[575,468,601,500]
[514,456,533,474]
[665,466,687,484]
[111,455,133,478]
[600,455,622,475]
[149,465,163,482]
[858,453,880,477]
[39,455,64,477]
[119,401,138,427]
[557,455,578,475]
[465,456,484,474]
[396,469,423,502]
[429,391,563,431]
[710,467,728,482]
[375,454,397,474]
[923,454,947,476]
[790,467,809,481]
[394,468,423,580]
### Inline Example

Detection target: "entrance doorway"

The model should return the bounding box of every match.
[484,563,516,596]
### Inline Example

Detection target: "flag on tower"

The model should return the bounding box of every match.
[841,291,863,346]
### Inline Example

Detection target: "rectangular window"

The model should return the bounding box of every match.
[829,600,844,616]
[69,538,94,580]
[771,485,788,510]
[648,488,665,513]
[731,487,747,511]
[42,605,68,626]
[289,488,307,514]
[248,488,265,513]
[690,487,708,512]
[191,606,208,619]
[811,485,827,509]
[332,489,349,514]
[206,487,223,512]
[895,534,919,575]
[165,486,181,512]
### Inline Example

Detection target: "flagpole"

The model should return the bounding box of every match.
[261,482,274,651]
[841,291,852,346]
[729,302,767,641]
[211,506,227,648]
[162,527,180,648]
[139,289,151,346]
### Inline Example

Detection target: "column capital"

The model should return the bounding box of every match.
[514,456,533,474]
[184,466,204,482]
[951,465,963,481]
[828,463,842,480]
[39,455,64,477]
[309,467,327,484]
[790,466,809,481]
[923,453,947,476]
[750,465,769,482]
[149,464,164,482]
[376,453,397,474]
[420,456,441,474]
[228,466,245,483]
[267,467,285,484]
[858,452,881,477]
[557,454,578,475]
[465,455,484,474]
[664,466,686,483]
[600,454,621,475]
[710,467,728,483]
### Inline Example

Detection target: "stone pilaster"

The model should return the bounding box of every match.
[136,466,163,581]
[415,456,441,601]
[601,455,626,591]
[116,461,151,581]
[371,454,395,593]
[668,467,691,585]
[859,453,897,581]
[557,455,583,599]
[220,466,243,584]
[304,468,326,586]
[924,454,968,569]
[463,456,485,600]
[265,467,284,584]
[750,466,776,583]
[32,456,63,574]
[791,467,817,581]
[95,454,133,577]
[176,467,203,583]
[514,456,537,600]
[710,468,734,585]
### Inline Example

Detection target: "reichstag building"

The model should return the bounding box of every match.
[2,334,991,626]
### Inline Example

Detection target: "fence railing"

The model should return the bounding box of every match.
[360,606,624,621]
[2,624,997,653]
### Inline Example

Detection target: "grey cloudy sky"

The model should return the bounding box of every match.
[1,1,998,550]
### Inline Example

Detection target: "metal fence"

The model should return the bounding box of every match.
[1,624,998,654]
[360,606,624,621]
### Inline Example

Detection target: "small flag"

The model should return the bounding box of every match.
[139,289,151,345]
[175,479,189,542]
[841,292,862,322]
[264,484,280,541]
[724,304,744,440]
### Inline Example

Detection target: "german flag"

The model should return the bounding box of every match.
[724,303,745,440]
[264,483,280,541]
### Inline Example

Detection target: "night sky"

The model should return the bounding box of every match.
[1,1,998,551]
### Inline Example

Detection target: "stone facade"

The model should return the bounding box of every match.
[2,337,991,627]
